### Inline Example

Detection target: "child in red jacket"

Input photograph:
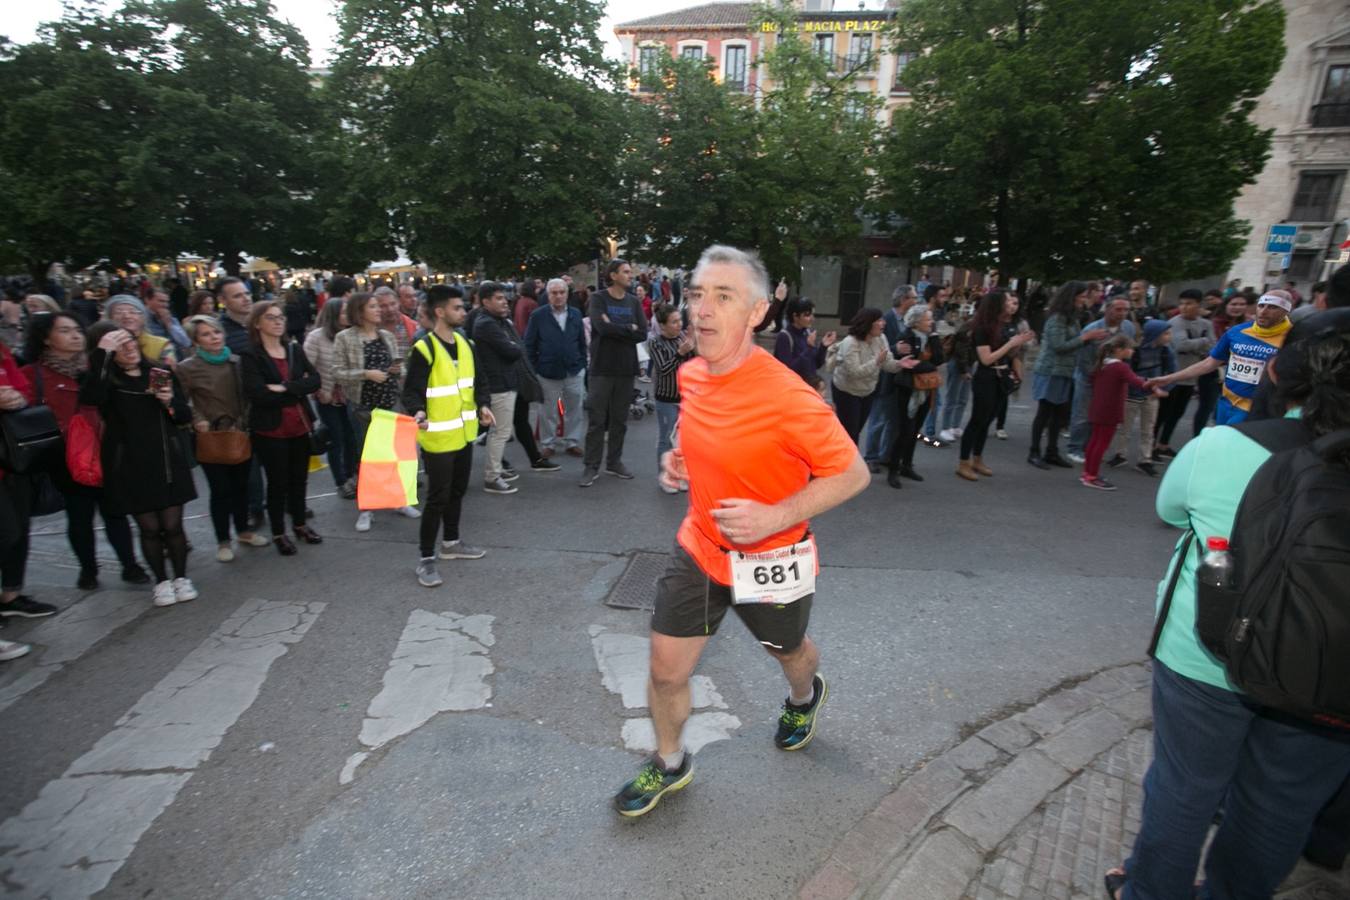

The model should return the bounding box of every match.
[1083,335,1164,491]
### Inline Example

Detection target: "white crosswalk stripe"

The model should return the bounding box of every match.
[0,598,323,900]
[340,609,496,784]
[588,625,742,752]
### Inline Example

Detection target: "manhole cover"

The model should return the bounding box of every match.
[605,551,669,611]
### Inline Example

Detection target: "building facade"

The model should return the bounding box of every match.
[1229,0,1350,295]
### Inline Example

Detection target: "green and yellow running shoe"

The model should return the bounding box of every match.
[775,673,828,750]
[613,754,694,817]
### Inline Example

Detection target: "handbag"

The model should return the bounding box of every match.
[66,407,103,487]
[306,398,331,456]
[0,369,63,473]
[196,419,252,465]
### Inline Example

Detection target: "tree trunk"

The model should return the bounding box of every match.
[26,260,52,290]
[222,250,241,277]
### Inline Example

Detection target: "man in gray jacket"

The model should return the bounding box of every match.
[1153,290,1216,459]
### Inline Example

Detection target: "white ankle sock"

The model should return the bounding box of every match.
[659,750,685,771]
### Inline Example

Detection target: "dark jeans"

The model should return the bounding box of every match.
[65,485,137,573]
[512,394,542,464]
[201,460,252,543]
[1307,775,1350,870]
[833,389,873,445]
[0,474,32,591]
[1030,399,1070,457]
[1155,384,1195,446]
[252,434,310,535]
[887,392,931,473]
[1194,371,1220,435]
[419,444,473,558]
[959,371,1001,461]
[584,374,634,470]
[317,401,358,487]
[1123,661,1350,900]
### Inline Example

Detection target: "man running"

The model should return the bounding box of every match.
[400,285,494,588]
[613,245,869,817]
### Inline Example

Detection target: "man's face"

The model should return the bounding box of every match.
[398,285,417,314]
[1314,288,1328,311]
[1179,299,1201,320]
[1255,303,1288,329]
[899,292,917,313]
[146,292,169,315]
[436,297,467,329]
[688,262,766,368]
[110,304,145,334]
[936,287,950,304]
[377,293,399,322]
[610,264,633,290]
[1105,299,1129,325]
[1129,281,1148,304]
[484,291,509,317]
[220,282,251,317]
[547,285,568,309]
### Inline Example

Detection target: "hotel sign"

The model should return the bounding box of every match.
[760,19,888,32]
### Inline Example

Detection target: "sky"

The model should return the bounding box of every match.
[0,0,698,63]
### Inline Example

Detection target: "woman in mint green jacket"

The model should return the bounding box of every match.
[1108,330,1350,900]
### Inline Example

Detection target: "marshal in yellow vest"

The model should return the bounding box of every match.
[413,332,479,452]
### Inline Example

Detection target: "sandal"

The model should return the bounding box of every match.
[1104,867,1126,900]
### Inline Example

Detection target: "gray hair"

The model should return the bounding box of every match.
[891,284,915,306]
[546,277,568,293]
[373,286,397,299]
[903,305,932,328]
[691,244,770,305]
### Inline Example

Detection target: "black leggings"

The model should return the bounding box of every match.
[833,389,874,445]
[1030,399,1071,457]
[959,372,1001,461]
[887,391,930,472]
[65,486,138,573]
[201,460,252,543]
[419,444,474,558]
[996,390,1010,430]
[1155,384,1195,446]
[0,474,32,591]
[513,396,543,465]
[134,505,187,583]
[252,434,310,535]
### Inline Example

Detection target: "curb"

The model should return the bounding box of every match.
[799,662,1155,900]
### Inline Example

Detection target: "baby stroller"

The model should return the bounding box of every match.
[630,386,654,420]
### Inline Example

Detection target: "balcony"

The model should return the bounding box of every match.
[830,52,877,76]
[1311,101,1350,128]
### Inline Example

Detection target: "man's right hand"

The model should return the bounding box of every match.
[660,449,687,490]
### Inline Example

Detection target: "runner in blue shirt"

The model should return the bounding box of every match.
[1148,292,1292,425]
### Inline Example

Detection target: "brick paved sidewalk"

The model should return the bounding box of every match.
[799,662,1350,900]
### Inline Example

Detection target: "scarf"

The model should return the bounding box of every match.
[1245,317,1293,343]
[41,351,88,380]
[196,346,233,365]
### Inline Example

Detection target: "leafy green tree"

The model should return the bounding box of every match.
[331,0,626,275]
[874,0,1285,285]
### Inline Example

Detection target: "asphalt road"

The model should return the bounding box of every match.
[0,386,1179,899]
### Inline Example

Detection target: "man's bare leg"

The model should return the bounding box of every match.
[768,635,819,704]
[648,632,710,761]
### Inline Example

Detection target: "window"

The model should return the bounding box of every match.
[1312,65,1350,127]
[846,33,874,71]
[813,34,834,61]
[893,51,919,92]
[1290,171,1345,221]
[844,96,869,121]
[638,46,661,92]
[724,45,748,92]
[680,45,704,61]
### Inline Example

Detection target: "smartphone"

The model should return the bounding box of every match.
[148,368,171,394]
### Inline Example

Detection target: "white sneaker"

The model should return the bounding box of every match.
[938,429,957,443]
[1065,452,1086,465]
[152,580,177,607]
[952,427,965,437]
[172,577,198,603]
[659,479,679,494]
[995,429,1009,440]
[240,532,270,548]
[355,511,373,532]
[216,543,235,563]
[397,505,422,519]
[0,638,30,661]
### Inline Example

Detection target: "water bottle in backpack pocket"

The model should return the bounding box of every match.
[1194,536,1239,659]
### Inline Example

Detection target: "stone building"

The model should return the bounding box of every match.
[1228,0,1350,296]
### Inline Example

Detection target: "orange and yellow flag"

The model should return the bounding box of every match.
[357,409,419,510]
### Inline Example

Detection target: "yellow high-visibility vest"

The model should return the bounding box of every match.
[413,332,478,452]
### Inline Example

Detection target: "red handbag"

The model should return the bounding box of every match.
[66,407,103,487]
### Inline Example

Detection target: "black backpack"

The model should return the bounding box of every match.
[1150,417,1350,729]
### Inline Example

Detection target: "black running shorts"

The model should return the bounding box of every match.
[651,544,813,652]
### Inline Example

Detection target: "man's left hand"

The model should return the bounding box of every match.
[479,407,495,427]
[711,498,787,546]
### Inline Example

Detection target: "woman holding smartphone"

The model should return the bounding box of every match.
[242,301,322,555]
[81,321,198,608]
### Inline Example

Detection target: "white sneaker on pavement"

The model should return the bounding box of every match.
[240,532,270,547]
[397,505,422,519]
[217,543,235,563]
[152,580,177,607]
[659,479,679,494]
[1065,452,1086,465]
[0,638,30,661]
[172,577,198,603]
[938,429,957,443]
[355,511,373,532]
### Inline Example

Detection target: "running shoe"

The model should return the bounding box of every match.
[1080,476,1118,491]
[578,468,599,487]
[1134,461,1158,478]
[775,673,829,751]
[397,505,423,518]
[613,754,694,817]
[0,596,57,618]
[152,581,177,607]
[1064,452,1086,465]
[355,511,373,532]
[0,638,31,661]
[605,462,635,480]
[484,478,518,495]
[416,558,443,588]
[172,578,198,603]
[531,458,561,472]
[995,429,1009,440]
[938,429,957,444]
[439,540,486,560]
[1154,446,1177,460]
[1105,453,1127,469]
[500,470,521,483]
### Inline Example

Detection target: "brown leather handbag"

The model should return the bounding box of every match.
[195,418,252,465]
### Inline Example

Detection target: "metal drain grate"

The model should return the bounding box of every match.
[605,551,669,611]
